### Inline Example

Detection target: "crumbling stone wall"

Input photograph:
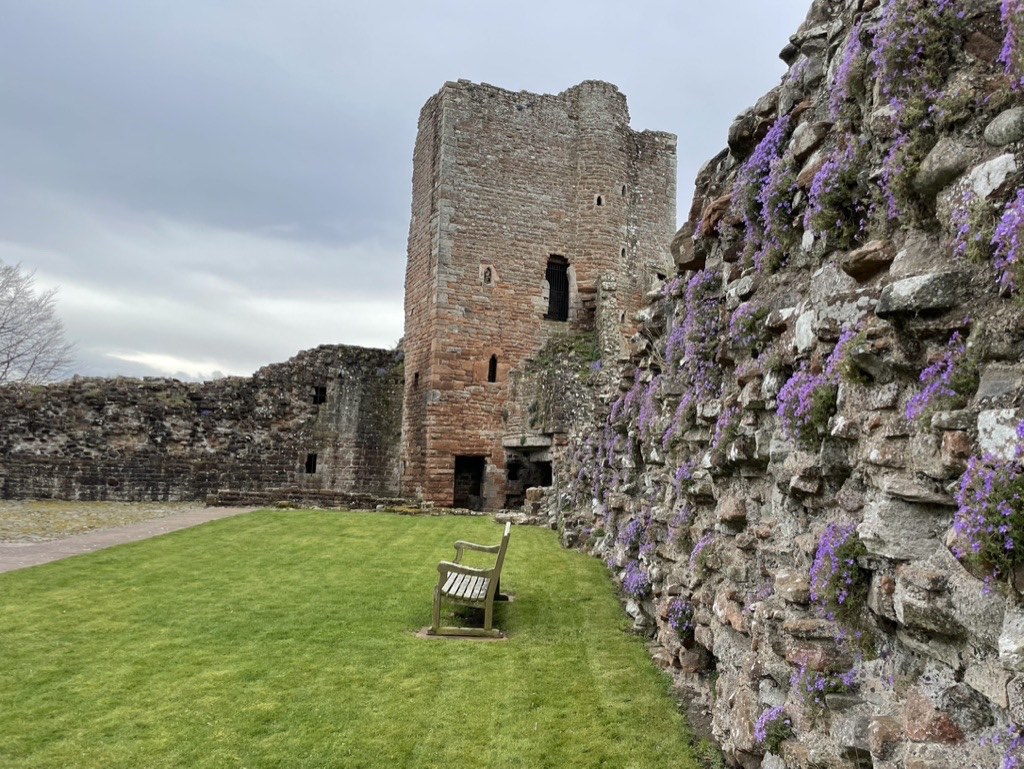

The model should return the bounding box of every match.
[400,79,676,510]
[0,345,403,504]
[550,1,1024,766]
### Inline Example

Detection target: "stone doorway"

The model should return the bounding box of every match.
[453,455,486,510]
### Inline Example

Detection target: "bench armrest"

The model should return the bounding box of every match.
[453,541,500,562]
[454,540,500,554]
[437,561,493,578]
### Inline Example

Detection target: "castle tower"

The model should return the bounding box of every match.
[400,80,676,510]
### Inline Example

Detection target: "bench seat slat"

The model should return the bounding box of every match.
[441,572,491,602]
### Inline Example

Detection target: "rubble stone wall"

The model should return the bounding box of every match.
[0,345,403,503]
[551,1,1024,766]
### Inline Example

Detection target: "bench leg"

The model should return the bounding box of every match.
[431,586,442,634]
[483,600,493,633]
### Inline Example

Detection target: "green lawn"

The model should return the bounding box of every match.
[0,511,704,768]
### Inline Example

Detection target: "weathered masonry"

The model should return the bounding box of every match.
[0,345,403,505]
[400,79,676,510]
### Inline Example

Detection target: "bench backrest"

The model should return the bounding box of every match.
[487,522,512,599]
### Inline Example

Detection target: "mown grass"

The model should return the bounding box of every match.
[0,511,703,768]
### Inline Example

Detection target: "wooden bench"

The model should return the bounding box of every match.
[429,522,511,638]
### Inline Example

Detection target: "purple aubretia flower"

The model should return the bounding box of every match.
[754,706,787,744]
[623,560,652,598]
[1002,0,1024,90]
[905,330,966,421]
[829,22,864,120]
[993,187,1024,294]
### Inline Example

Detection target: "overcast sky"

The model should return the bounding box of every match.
[0,1,810,380]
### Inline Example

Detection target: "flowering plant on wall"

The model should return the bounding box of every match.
[952,420,1024,591]
[870,0,966,223]
[667,597,695,641]
[904,328,977,421]
[809,521,868,624]
[623,559,652,599]
[754,706,794,755]
[728,114,798,272]
[662,270,724,447]
[1002,0,1024,90]
[776,327,857,447]
[993,188,1024,295]
[804,136,870,249]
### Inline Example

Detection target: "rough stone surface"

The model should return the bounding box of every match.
[984,107,1024,147]
[912,138,974,197]
[0,345,403,503]
[400,79,675,509]
[840,240,895,281]
[540,3,1024,764]
[978,409,1024,462]
[876,272,965,318]
[966,153,1018,199]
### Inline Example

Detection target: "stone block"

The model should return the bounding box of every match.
[790,120,831,162]
[718,496,747,524]
[931,409,974,431]
[985,107,1024,147]
[964,657,1012,709]
[978,409,1023,461]
[794,310,816,353]
[868,715,904,759]
[912,137,974,197]
[965,153,1018,199]
[975,364,1024,403]
[775,569,811,604]
[841,240,895,281]
[893,567,960,635]
[903,688,964,744]
[876,272,965,318]
[1001,604,1024,672]
[858,494,949,561]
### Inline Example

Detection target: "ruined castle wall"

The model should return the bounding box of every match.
[551,0,1024,766]
[0,345,403,503]
[401,79,676,509]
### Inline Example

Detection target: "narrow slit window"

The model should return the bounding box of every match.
[545,255,569,322]
[304,453,318,474]
[312,385,327,405]
[413,372,420,388]
[487,355,498,383]
[596,195,603,206]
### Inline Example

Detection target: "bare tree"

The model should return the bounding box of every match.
[0,261,74,385]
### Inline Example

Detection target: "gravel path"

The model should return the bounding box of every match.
[0,503,255,574]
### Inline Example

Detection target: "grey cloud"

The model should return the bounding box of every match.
[0,0,810,378]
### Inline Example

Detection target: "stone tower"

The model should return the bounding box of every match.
[400,79,676,509]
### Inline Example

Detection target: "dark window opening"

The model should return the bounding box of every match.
[483,267,493,284]
[312,386,327,405]
[621,185,627,196]
[537,462,553,487]
[304,453,318,474]
[413,371,420,388]
[621,247,626,258]
[507,462,521,481]
[620,311,626,323]
[596,195,603,206]
[545,256,569,322]
[453,455,486,510]
[487,354,498,383]
[656,272,667,281]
